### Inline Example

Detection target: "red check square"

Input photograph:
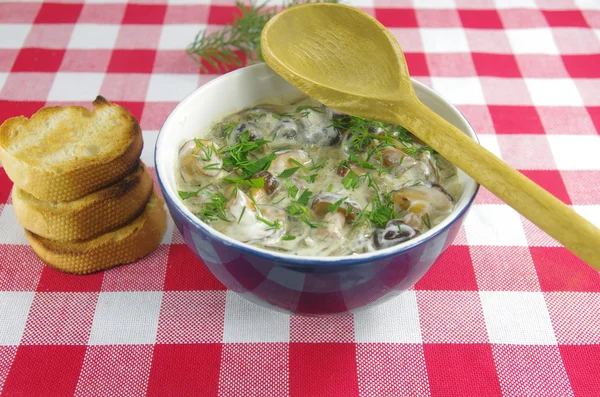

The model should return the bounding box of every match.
[560,345,600,397]
[122,4,166,24]
[111,101,144,123]
[424,344,502,397]
[208,5,242,24]
[290,343,359,397]
[36,266,103,292]
[404,52,429,76]
[2,345,86,396]
[0,169,12,205]
[531,247,600,292]
[34,3,83,24]
[12,48,65,73]
[472,53,521,77]
[414,246,478,291]
[0,100,46,122]
[459,10,503,29]
[375,8,418,27]
[563,54,600,78]
[519,170,571,204]
[489,106,545,134]
[163,244,226,291]
[107,50,156,73]
[543,10,589,27]
[147,344,222,397]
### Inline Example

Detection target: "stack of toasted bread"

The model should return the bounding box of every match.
[0,96,166,274]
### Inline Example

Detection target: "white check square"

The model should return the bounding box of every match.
[480,291,556,345]
[354,291,422,343]
[494,0,536,8]
[574,205,600,228]
[421,28,470,53]
[146,74,199,102]
[431,77,485,105]
[464,204,528,246]
[166,0,211,4]
[223,291,289,343]
[141,130,158,167]
[575,0,600,9]
[477,135,503,159]
[506,29,559,54]
[0,205,29,245]
[159,25,206,50]
[0,25,31,49]
[0,73,7,93]
[0,292,34,345]
[548,135,600,170]
[525,78,583,107]
[68,24,119,49]
[413,0,456,8]
[88,292,162,345]
[47,73,105,101]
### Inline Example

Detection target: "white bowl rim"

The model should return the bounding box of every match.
[155,63,480,266]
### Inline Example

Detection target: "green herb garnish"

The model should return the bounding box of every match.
[198,192,230,222]
[423,213,432,229]
[282,235,296,241]
[178,184,213,200]
[342,170,360,190]
[277,167,300,179]
[327,196,347,213]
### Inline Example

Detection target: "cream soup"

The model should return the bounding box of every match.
[176,98,461,256]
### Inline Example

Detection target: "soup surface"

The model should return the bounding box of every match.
[176,98,462,256]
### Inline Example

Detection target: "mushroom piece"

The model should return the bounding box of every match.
[179,139,223,183]
[390,182,454,217]
[224,189,286,243]
[311,193,361,239]
[311,192,361,223]
[297,106,340,146]
[271,117,300,143]
[227,122,265,145]
[380,147,417,169]
[268,149,312,175]
[249,170,280,203]
[373,220,419,249]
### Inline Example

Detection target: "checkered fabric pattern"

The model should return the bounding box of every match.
[1,0,599,395]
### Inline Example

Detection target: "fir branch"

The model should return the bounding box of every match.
[186,0,340,72]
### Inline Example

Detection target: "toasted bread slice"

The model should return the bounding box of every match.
[25,191,167,275]
[13,161,153,241]
[0,96,142,202]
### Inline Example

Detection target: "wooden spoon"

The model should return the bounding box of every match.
[261,3,600,270]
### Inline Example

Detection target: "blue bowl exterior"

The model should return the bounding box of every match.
[161,183,472,315]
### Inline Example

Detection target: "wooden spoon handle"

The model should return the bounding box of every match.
[401,101,600,270]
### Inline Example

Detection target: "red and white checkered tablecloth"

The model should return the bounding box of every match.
[1,0,599,395]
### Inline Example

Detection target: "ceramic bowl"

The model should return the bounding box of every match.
[155,63,479,315]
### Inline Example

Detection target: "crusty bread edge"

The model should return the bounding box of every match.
[0,97,144,202]
[13,161,154,241]
[25,192,167,275]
